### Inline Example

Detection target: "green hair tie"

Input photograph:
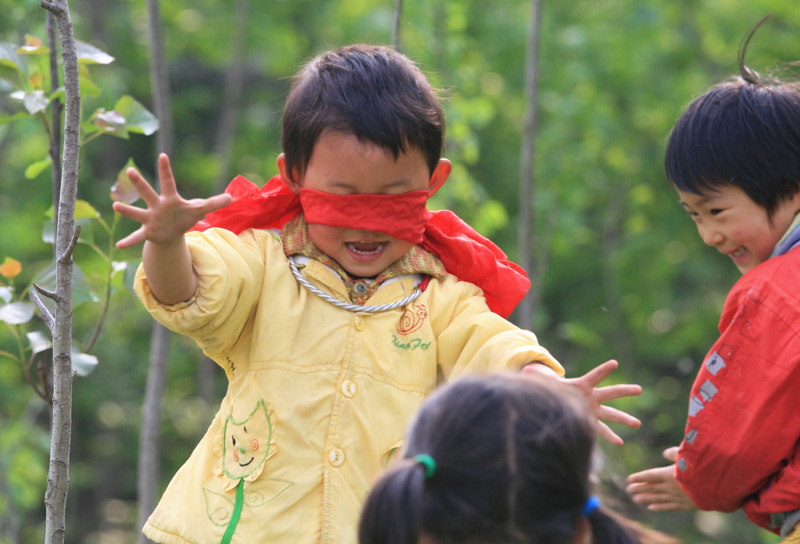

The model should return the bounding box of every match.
[413,454,437,479]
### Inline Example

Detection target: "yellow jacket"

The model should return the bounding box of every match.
[135,228,562,544]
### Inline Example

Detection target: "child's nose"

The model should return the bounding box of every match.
[698,223,723,246]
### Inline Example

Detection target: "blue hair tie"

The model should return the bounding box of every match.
[581,495,601,517]
[413,454,437,479]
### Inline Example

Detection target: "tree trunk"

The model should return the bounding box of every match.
[38,1,81,543]
[516,0,543,328]
[392,0,404,50]
[136,0,175,540]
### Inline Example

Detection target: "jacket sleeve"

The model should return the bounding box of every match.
[428,274,563,380]
[674,270,800,521]
[134,228,271,357]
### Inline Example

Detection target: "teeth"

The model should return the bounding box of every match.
[732,248,746,257]
[346,242,385,255]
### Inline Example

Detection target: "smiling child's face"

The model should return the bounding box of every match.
[279,131,450,278]
[677,184,800,274]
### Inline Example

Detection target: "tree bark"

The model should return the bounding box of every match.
[212,0,249,192]
[392,0,404,50]
[38,1,81,543]
[47,11,63,248]
[137,0,175,541]
[516,0,543,328]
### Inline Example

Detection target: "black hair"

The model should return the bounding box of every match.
[358,374,655,544]
[665,16,800,218]
[280,44,445,183]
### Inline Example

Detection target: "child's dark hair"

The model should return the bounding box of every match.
[665,16,800,219]
[359,374,655,544]
[280,44,445,182]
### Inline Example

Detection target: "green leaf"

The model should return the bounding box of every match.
[71,351,99,377]
[11,89,49,114]
[91,107,128,139]
[42,218,95,246]
[79,65,101,97]
[18,35,49,56]
[33,261,98,310]
[74,199,100,220]
[111,158,141,204]
[0,302,35,325]
[48,87,65,102]
[24,156,52,179]
[114,95,159,136]
[0,111,29,125]
[75,39,114,65]
[0,42,24,72]
[26,331,51,354]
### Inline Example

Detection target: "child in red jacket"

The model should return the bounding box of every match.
[627,20,800,541]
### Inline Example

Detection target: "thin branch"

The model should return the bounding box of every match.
[57,225,81,264]
[516,0,543,327]
[33,283,60,302]
[30,289,56,331]
[47,11,63,248]
[25,352,51,401]
[40,1,64,15]
[392,0,404,50]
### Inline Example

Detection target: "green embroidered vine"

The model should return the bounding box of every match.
[221,479,244,544]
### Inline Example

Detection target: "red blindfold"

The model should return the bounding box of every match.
[300,188,432,243]
[192,175,530,317]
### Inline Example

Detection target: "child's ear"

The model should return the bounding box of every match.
[428,159,451,197]
[277,153,301,194]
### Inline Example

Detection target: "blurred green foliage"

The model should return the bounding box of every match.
[1,0,797,542]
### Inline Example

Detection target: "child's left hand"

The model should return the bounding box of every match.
[523,359,641,445]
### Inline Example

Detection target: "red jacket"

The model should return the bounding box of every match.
[675,246,800,532]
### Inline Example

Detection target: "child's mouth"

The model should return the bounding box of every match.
[346,241,386,256]
[731,247,746,258]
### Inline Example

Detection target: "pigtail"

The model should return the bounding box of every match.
[358,460,427,544]
[588,507,680,544]
[738,15,771,85]
[585,508,640,544]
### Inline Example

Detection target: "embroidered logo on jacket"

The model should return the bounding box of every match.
[397,304,428,335]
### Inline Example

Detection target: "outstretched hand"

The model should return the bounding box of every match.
[113,153,232,249]
[626,447,697,511]
[524,359,641,445]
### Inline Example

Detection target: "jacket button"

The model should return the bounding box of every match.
[328,448,345,467]
[341,380,357,398]
[354,282,368,295]
[353,315,365,331]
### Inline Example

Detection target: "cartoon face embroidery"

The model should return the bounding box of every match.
[222,399,273,480]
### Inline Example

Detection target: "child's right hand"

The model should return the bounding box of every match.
[113,153,232,249]
[626,447,698,511]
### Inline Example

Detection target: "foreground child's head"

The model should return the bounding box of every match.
[276,44,452,278]
[665,21,800,273]
[359,373,643,544]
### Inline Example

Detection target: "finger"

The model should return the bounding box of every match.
[126,167,161,207]
[626,482,664,495]
[598,405,641,428]
[116,227,147,249]
[113,201,149,224]
[647,501,693,512]
[627,466,672,484]
[156,153,179,197]
[663,446,680,462]
[580,359,619,387]
[595,383,643,403]
[597,421,624,446]
[198,193,233,214]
